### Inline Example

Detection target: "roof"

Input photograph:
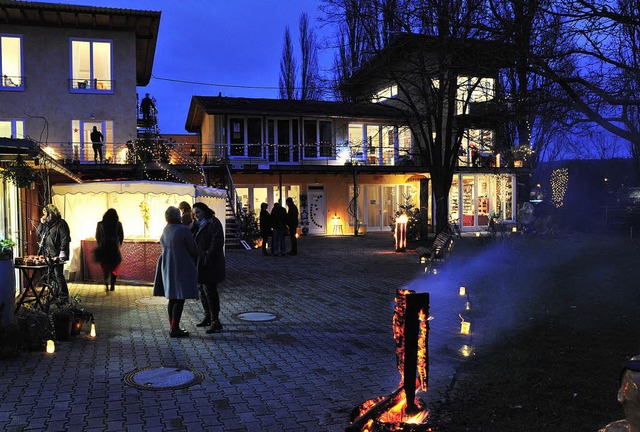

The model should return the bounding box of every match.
[185,96,407,132]
[341,33,516,93]
[0,1,161,85]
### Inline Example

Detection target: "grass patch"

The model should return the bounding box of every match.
[428,233,640,431]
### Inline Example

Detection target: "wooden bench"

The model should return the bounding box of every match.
[416,231,455,272]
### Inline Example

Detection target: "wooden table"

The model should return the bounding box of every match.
[14,264,49,312]
[81,239,161,284]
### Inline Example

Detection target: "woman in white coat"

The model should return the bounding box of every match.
[153,206,200,338]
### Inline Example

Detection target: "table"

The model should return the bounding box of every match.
[14,264,49,312]
[81,239,162,284]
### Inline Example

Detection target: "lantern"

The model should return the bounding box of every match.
[89,322,96,338]
[475,232,480,237]
[459,314,470,335]
[331,214,343,235]
[512,226,517,233]
[459,286,466,296]
[395,214,408,252]
[46,339,55,354]
[466,301,471,310]
[460,345,473,357]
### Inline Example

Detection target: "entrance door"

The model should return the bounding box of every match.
[307,186,326,234]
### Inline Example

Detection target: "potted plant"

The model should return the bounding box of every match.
[15,305,54,351]
[0,155,37,188]
[0,238,15,261]
[50,294,93,339]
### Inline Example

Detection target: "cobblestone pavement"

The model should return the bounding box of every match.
[0,233,476,431]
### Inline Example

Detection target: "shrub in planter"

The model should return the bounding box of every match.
[15,306,54,351]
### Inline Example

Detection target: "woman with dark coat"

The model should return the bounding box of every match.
[153,206,200,338]
[94,209,124,293]
[259,202,271,256]
[191,202,226,334]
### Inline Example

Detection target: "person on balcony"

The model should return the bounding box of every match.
[286,197,299,255]
[141,93,156,122]
[90,126,104,163]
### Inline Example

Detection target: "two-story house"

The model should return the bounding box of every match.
[0,1,160,254]
[185,35,522,236]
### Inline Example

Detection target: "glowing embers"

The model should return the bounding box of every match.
[346,289,432,432]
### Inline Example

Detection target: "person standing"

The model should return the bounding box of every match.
[153,206,200,338]
[285,197,299,255]
[270,201,287,257]
[191,202,226,334]
[141,93,155,122]
[36,204,71,301]
[178,201,193,226]
[90,126,104,163]
[94,209,124,294]
[259,202,271,256]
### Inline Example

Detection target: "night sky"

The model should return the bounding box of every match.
[38,0,332,134]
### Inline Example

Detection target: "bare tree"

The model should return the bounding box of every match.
[299,13,322,100]
[279,26,297,100]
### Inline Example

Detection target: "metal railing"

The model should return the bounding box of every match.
[68,78,114,92]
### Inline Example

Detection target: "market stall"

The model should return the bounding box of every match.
[51,181,227,283]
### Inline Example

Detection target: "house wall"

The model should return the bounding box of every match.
[0,24,138,145]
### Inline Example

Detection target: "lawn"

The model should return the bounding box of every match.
[427,230,640,431]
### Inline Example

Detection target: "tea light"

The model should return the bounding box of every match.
[459,286,466,296]
[460,321,471,335]
[460,345,473,357]
[46,340,55,354]
[475,232,480,237]
[512,226,517,233]
[89,322,96,338]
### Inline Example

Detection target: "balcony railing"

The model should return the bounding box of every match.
[69,78,114,92]
[36,140,416,168]
[1,74,24,90]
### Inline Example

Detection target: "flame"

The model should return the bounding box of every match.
[418,310,428,392]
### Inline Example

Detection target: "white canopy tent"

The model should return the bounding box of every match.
[51,181,227,277]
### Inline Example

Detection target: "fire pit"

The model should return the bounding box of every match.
[346,289,431,432]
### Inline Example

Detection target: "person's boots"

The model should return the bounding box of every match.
[110,273,116,291]
[196,315,211,327]
[206,319,223,334]
[104,276,109,294]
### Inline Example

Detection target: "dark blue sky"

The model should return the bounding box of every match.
[42,0,331,134]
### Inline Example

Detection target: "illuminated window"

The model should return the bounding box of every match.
[0,119,24,138]
[70,39,113,92]
[457,76,495,114]
[0,35,23,90]
[71,120,113,163]
[371,84,398,102]
[460,129,494,167]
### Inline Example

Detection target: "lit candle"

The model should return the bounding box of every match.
[460,345,473,357]
[459,286,466,296]
[475,232,480,237]
[46,340,55,354]
[460,321,471,335]
[512,226,517,233]
[466,301,471,310]
[90,322,97,338]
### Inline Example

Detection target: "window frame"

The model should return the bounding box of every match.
[0,34,24,91]
[69,38,114,94]
[0,119,25,139]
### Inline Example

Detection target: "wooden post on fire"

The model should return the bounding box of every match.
[404,293,429,414]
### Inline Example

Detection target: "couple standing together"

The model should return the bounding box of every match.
[153,202,225,338]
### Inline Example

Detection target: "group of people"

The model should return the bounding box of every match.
[259,197,299,257]
[35,201,226,339]
[153,201,225,338]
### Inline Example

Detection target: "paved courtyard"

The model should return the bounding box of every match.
[0,233,476,431]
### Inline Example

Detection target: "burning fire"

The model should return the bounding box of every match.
[347,289,431,431]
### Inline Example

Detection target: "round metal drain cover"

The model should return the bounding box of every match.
[135,296,166,306]
[124,367,204,390]
[236,311,278,322]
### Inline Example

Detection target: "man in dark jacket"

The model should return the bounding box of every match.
[270,202,287,257]
[285,197,299,255]
[191,202,226,334]
[36,204,71,300]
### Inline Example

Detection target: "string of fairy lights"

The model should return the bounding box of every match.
[550,167,569,208]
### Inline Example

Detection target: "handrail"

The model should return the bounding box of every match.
[224,163,243,219]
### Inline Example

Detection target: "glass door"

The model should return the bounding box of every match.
[461,175,476,227]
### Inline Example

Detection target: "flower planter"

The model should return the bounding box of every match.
[52,313,73,341]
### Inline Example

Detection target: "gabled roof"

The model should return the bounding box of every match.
[0,1,161,85]
[185,96,407,132]
[341,33,516,93]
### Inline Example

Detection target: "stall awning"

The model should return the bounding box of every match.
[52,181,227,198]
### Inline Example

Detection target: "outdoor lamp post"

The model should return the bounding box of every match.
[395,214,408,252]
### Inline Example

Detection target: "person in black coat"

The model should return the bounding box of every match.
[94,208,124,293]
[285,197,299,255]
[270,201,287,257]
[36,204,71,301]
[191,202,226,334]
[259,202,271,256]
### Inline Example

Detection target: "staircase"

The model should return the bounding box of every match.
[225,199,242,248]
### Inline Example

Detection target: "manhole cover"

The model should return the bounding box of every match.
[236,311,278,322]
[124,367,204,390]
[135,296,166,306]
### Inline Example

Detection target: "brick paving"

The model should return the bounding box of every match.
[0,233,477,431]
